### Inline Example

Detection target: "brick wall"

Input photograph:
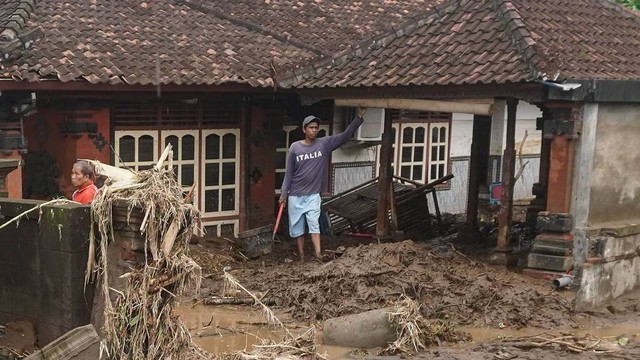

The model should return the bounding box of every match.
[0,199,93,346]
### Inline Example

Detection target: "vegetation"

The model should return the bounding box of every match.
[617,0,640,11]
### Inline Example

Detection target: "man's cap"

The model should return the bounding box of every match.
[302,115,321,128]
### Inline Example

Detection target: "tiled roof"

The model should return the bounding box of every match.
[184,0,445,55]
[0,0,316,86]
[284,0,640,88]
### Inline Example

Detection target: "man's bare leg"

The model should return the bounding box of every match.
[296,235,305,261]
[311,233,321,259]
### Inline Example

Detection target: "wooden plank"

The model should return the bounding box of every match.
[497,98,518,250]
[335,98,493,116]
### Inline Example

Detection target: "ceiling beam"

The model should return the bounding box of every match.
[335,98,493,115]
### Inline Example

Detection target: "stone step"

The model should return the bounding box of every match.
[527,253,574,272]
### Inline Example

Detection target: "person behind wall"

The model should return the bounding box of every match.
[71,160,98,204]
[279,106,367,261]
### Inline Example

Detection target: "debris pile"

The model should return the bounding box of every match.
[86,146,208,359]
[237,240,574,329]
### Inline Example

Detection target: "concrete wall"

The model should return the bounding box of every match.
[576,224,640,310]
[0,199,93,346]
[589,103,640,224]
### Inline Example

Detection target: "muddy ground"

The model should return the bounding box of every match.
[191,233,640,359]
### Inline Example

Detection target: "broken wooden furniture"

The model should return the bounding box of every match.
[322,174,454,237]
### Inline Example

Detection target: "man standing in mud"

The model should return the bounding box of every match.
[279,106,367,261]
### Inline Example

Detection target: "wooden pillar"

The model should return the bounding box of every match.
[464,115,491,239]
[546,136,575,213]
[496,98,518,251]
[376,109,394,238]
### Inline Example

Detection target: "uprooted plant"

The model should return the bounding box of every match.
[85,145,209,359]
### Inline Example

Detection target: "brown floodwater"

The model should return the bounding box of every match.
[176,303,640,359]
[175,303,354,359]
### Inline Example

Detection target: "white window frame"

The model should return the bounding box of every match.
[377,122,450,185]
[201,219,239,238]
[427,122,449,183]
[161,130,200,207]
[396,124,428,183]
[114,130,159,171]
[201,129,241,217]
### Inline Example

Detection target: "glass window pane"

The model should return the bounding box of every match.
[415,127,425,143]
[139,164,153,171]
[413,147,424,162]
[206,134,220,159]
[182,135,195,160]
[289,128,303,144]
[431,127,438,142]
[402,127,414,144]
[431,146,438,161]
[204,190,219,212]
[276,172,285,189]
[139,135,154,162]
[430,164,437,180]
[413,165,423,181]
[401,166,411,179]
[440,127,447,142]
[276,130,287,148]
[181,165,194,186]
[438,164,445,178]
[439,145,446,161]
[276,151,286,169]
[205,163,219,186]
[221,189,236,211]
[401,147,412,162]
[165,135,179,160]
[222,134,236,159]
[119,136,135,163]
[222,163,236,185]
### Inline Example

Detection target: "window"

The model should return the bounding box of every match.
[162,130,199,204]
[201,129,240,216]
[383,120,450,184]
[275,124,329,194]
[114,131,159,171]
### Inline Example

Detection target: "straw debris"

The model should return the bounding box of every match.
[221,271,326,360]
[86,145,208,360]
[380,295,469,355]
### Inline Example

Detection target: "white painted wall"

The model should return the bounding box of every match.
[329,101,544,213]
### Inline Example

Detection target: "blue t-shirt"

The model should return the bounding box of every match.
[281,116,364,198]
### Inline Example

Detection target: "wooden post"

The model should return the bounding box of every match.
[496,98,518,251]
[465,115,491,239]
[376,109,394,238]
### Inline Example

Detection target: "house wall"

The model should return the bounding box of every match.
[589,103,640,224]
[0,199,93,346]
[22,108,111,200]
[328,102,542,214]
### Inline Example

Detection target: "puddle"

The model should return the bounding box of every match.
[176,303,354,359]
[177,302,640,358]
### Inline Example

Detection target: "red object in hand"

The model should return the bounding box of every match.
[273,202,285,240]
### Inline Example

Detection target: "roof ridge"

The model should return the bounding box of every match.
[596,0,640,20]
[0,0,43,63]
[0,0,38,42]
[279,0,472,88]
[176,0,327,57]
[488,0,545,80]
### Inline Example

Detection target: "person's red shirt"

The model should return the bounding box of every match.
[72,180,98,205]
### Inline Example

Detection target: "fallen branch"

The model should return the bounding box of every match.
[202,296,276,306]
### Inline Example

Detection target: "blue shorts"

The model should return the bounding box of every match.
[287,194,321,238]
